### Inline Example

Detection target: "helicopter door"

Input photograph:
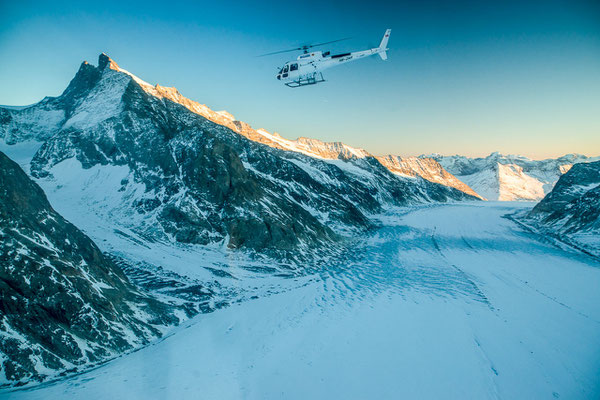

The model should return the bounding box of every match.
[282,65,289,78]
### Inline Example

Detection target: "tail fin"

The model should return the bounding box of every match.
[378,28,391,60]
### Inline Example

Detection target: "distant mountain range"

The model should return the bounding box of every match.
[427,152,599,201]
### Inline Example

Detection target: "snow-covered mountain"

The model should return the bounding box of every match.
[428,152,599,201]
[0,151,188,385]
[526,160,600,255]
[128,79,479,196]
[0,53,477,261]
[0,52,483,386]
[376,155,483,199]
[241,133,484,199]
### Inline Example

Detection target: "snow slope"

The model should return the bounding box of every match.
[5,202,599,399]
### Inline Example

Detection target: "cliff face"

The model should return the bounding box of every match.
[0,151,181,385]
[529,161,600,231]
[526,160,600,255]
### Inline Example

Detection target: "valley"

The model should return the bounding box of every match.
[4,202,600,399]
[0,53,598,399]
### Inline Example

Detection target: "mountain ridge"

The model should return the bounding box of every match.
[0,53,477,261]
[2,55,597,204]
[376,155,483,199]
[42,54,480,198]
[6,53,593,202]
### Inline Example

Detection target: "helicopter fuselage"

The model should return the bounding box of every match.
[275,29,390,87]
[276,48,383,86]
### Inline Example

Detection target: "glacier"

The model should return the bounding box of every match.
[4,202,600,399]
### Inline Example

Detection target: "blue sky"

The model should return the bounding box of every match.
[1,0,599,158]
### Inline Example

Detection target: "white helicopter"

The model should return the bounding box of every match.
[261,29,391,88]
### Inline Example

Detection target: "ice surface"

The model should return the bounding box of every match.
[4,202,600,399]
[0,139,43,172]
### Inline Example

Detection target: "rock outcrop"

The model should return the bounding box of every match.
[526,160,600,255]
[0,151,181,385]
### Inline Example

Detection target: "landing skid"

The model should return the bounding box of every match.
[285,72,325,88]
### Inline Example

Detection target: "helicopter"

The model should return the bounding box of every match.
[260,29,391,88]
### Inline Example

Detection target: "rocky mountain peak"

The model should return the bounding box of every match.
[62,59,103,100]
[98,52,120,71]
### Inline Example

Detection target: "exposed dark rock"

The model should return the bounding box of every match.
[0,151,182,385]
[528,161,600,234]
[520,161,600,258]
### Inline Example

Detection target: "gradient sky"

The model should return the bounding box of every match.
[1,0,599,159]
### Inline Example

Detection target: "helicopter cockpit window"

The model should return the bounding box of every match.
[283,65,289,73]
[290,63,298,71]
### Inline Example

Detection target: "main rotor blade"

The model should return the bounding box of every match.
[257,47,304,57]
[257,37,352,57]
[308,37,352,48]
